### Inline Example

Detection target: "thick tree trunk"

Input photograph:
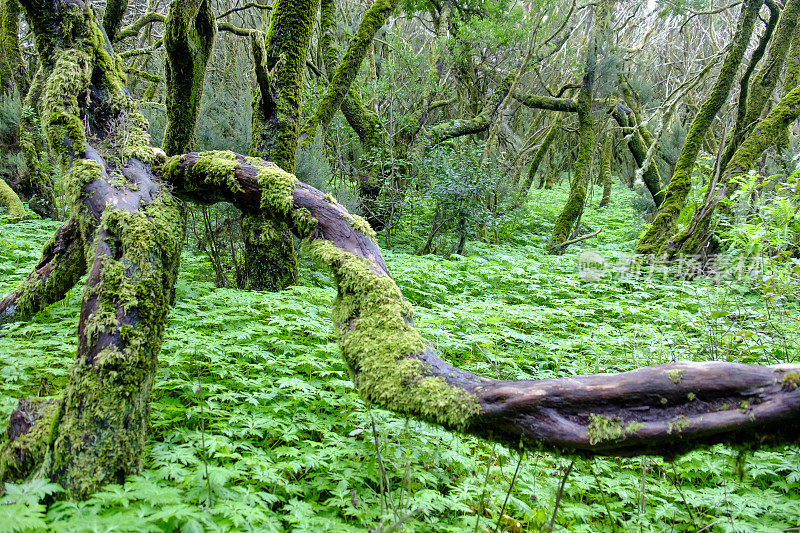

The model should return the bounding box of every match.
[162,0,215,156]
[636,0,764,255]
[0,0,184,499]
[245,0,319,291]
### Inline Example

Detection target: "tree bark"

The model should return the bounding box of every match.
[162,151,800,458]
[598,128,613,208]
[722,0,800,170]
[636,0,764,255]
[667,84,800,256]
[244,0,320,291]
[162,0,215,156]
[611,101,664,207]
[547,5,599,255]
[303,0,399,143]
[1,0,184,499]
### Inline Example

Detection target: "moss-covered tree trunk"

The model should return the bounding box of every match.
[547,6,599,255]
[317,0,390,230]
[778,25,800,149]
[1,0,27,95]
[721,0,800,170]
[517,115,559,199]
[4,0,57,219]
[303,0,399,143]
[611,101,663,207]
[102,0,128,42]
[0,176,23,218]
[244,0,320,291]
[668,85,800,256]
[598,127,613,208]
[635,0,764,255]
[162,150,800,459]
[163,0,215,156]
[0,0,184,498]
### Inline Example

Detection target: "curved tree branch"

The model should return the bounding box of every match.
[161,151,800,458]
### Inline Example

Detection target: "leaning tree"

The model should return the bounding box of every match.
[0,0,799,500]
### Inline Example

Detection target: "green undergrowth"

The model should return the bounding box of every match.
[0,186,798,531]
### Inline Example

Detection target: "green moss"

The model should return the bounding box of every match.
[665,368,684,384]
[250,0,319,172]
[49,190,185,499]
[668,415,690,434]
[781,372,800,390]
[305,238,480,428]
[303,0,399,143]
[163,0,215,156]
[586,414,642,445]
[0,178,25,219]
[191,150,243,192]
[343,213,377,242]
[636,0,761,255]
[0,398,60,482]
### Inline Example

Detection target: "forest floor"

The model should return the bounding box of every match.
[1,185,798,532]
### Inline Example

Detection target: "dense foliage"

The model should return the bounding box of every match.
[1,184,798,531]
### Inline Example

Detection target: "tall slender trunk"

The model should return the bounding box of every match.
[636,0,764,255]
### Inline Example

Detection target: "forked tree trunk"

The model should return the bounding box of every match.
[244,0,320,291]
[667,85,800,256]
[636,0,764,255]
[721,0,800,170]
[0,0,184,498]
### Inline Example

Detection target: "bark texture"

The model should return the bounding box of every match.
[163,0,215,156]
[1,0,184,499]
[304,0,398,143]
[162,151,800,458]
[245,0,320,291]
[636,0,764,255]
[668,85,800,256]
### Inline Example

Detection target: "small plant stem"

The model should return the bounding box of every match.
[474,442,497,532]
[495,451,525,532]
[546,460,574,533]
[370,411,398,520]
